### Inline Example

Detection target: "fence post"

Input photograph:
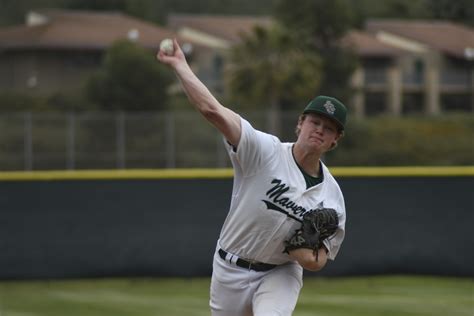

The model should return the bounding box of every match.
[116,111,126,169]
[66,112,76,170]
[24,112,33,170]
[165,112,176,168]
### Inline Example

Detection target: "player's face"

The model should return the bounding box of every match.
[297,114,340,152]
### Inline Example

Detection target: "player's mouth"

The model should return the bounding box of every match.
[309,136,324,144]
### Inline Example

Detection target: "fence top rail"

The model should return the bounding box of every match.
[0,166,473,181]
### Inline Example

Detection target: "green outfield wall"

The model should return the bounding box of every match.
[0,167,473,279]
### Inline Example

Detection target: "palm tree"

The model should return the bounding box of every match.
[227,25,322,136]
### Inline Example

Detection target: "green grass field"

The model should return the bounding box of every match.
[0,276,472,316]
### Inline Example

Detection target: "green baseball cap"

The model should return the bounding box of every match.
[303,95,347,130]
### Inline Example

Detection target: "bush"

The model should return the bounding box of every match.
[85,40,173,111]
[0,91,97,113]
[0,92,49,112]
[326,114,474,166]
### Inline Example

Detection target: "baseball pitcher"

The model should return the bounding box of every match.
[158,39,346,316]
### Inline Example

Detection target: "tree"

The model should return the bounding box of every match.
[425,0,474,26]
[347,0,473,27]
[274,0,358,101]
[62,0,127,10]
[227,25,322,134]
[85,40,173,111]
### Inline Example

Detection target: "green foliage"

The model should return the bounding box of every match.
[0,0,62,26]
[0,92,49,111]
[274,0,358,102]
[275,0,354,47]
[85,40,173,111]
[326,114,474,166]
[0,0,280,26]
[62,0,128,10]
[1,0,472,27]
[424,0,474,26]
[318,47,358,102]
[347,0,474,27]
[0,91,97,113]
[227,26,322,111]
[47,91,97,112]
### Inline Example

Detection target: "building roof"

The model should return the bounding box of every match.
[342,30,406,57]
[168,14,273,45]
[168,14,406,57]
[0,9,178,50]
[2,11,471,61]
[366,19,474,59]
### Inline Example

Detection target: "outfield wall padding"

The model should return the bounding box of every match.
[0,174,472,279]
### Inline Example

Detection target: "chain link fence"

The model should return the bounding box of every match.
[0,110,300,171]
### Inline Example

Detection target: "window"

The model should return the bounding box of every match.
[365,92,387,116]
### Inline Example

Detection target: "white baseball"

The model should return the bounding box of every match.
[160,38,174,56]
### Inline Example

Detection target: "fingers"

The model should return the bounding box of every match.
[156,49,171,62]
[156,49,164,60]
[156,49,175,66]
[173,38,180,54]
[156,38,183,65]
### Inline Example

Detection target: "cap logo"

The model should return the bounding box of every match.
[323,101,336,115]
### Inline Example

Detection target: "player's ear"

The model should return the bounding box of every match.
[329,130,344,150]
[334,130,344,143]
[295,115,306,137]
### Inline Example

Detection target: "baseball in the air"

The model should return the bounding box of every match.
[160,38,174,56]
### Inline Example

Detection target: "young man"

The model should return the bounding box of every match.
[158,39,346,316]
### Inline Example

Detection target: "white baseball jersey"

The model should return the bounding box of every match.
[218,117,346,265]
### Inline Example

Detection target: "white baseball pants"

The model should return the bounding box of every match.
[210,247,303,316]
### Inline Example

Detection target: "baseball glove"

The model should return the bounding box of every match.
[284,208,339,258]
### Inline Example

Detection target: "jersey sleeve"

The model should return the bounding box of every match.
[323,210,346,260]
[321,190,346,261]
[224,117,279,177]
[318,164,347,261]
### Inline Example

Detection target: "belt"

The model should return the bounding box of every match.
[218,248,277,272]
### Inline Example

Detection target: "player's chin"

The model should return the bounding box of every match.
[308,137,327,147]
[308,142,329,153]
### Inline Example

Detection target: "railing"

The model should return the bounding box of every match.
[0,110,300,171]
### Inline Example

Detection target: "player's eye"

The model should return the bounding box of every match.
[324,125,336,133]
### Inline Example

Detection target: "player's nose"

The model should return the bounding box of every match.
[313,124,324,135]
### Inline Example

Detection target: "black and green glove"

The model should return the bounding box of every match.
[285,208,339,256]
